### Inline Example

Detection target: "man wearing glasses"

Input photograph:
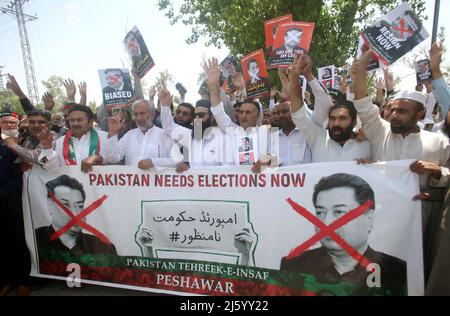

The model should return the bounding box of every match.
[174,103,195,129]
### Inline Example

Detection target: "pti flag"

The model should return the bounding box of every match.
[270,21,315,68]
[124,26,155,79]
[415,59,432,84]
[318,66,336,91]
[361,2,429,66]
[264,14,293,59]
[99,68,134,110]
[241,49,270,99]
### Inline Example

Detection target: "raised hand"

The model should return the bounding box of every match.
[64,79,77,101]
[338,74,348,94]
[430,42,444,80]
[148,86,156,100]
[384,68,395,92]
[78,82,87,105]
[158,83,172,107]
[6,74,26,98]
[42,92,55,110]
[375,77,385,91]
[203,57,221,88]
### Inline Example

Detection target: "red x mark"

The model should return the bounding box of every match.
[106,75,121,85]
[391,19,413,39]
[48,191,111,245]
[128,40,139,50]
[286,198,374,269]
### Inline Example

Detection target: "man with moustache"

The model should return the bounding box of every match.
[2,110,58,165]
[107,99,182,170]
[160,90,232,169]
[0,112,34,296]
[352,47,450,232]
[206,58,273,167]
[271,101,311,166]
[287,54,371,162]
[37,105,114,173]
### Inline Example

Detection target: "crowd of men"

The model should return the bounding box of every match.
[1,40,450,295]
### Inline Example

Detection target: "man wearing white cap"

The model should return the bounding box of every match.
[352,48,450,231]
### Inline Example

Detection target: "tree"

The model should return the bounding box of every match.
[153,69,175,92]
[0,91,25,116]
[158,0,426,87]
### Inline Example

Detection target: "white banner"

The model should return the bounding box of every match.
[23,161,423,296]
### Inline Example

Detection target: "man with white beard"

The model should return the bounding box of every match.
[107,99,182,170]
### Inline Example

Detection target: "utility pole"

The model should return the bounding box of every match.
[1,0,39,105]
[431,0,440,44]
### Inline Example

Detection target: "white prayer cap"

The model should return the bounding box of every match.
[393,90,426,107]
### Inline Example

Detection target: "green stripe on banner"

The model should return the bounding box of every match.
[38,249,403,296]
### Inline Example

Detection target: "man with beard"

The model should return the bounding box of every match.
[205,58,273,167]
[287,54,371,162]
[2,110,58,165]
[107,99,182,170]
[352,47,450,232]
[6,75,66,135]
[160,91,232,169]
[0,112,34,296]
[38,105,114,173]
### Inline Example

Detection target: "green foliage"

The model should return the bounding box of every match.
[154,69,175,92]
[0,92,26,117]
[158,0,426,91]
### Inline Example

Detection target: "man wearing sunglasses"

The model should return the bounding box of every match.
[174,103,195,129]
[160,91,232,170]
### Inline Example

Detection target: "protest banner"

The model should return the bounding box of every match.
[124,26,155,79]
[361,2,429,66]
[98,68,134,110]
[357,36,381,71]
[415,59,432,84]
[269,21,315,68]
[219,55,242,94]
[318,66,336,91]
[241,49,270,99]
[264,14,293,59]
[23,161,423,296]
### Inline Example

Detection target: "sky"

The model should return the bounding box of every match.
[0,0,449,108]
